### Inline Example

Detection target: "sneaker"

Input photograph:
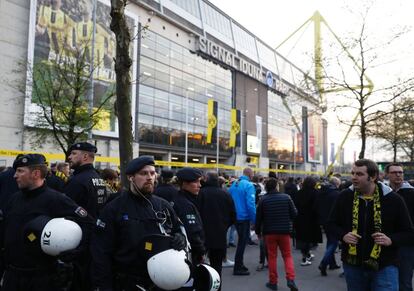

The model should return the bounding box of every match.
[287,280,298,291]
[306,253,315,261]
[300,259,312,266]
[318,265,327,276]
[222,259,235,268]
[256,263,265,271]
[266,282,278,290]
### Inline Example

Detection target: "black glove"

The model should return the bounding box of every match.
[58,248,82,263]
[170,233,186,251]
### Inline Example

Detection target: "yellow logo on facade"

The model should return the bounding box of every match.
[208,114,217,128]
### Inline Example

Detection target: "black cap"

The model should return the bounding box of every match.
[125,155,155,175]
[176,167,203,182]
[138,234,172,260]
[160,169,174,179]
[68,142,97,154]
[13,154,47,170]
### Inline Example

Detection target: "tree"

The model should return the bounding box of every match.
[110,0,134,187]
[396,98,414,161]
[23,45,114,158]
[369,102,406,162]
[320,5,414,159]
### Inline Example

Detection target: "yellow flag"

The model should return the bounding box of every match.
[207,99,218,144]
[229,109,241,147]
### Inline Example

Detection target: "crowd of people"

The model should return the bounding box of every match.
[1,144,414,291]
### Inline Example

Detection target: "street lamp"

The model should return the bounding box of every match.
[185,87,194,164]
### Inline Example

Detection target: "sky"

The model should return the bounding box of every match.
[208,0,414,163]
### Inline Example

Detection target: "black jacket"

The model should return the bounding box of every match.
[0,183,93,269]
[65,164,108,218]
[153,183,178,203]
[90,190,182,290]
[198,181,236,249]
[173,190,205,262]
[0,168,18,212]
[255,191,297,235]
[328,182,414,269]
[396,182,414,227]
[294,187,322,243]
[315,184,340,227]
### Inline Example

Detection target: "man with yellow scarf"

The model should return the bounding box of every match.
[328,159,414,291]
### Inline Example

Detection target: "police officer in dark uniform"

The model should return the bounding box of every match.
[0,154,93,291]
[90,156,187,291]
[65,142,108,218]
[173,167,206,265]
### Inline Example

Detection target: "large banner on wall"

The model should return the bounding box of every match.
[26,0,138,137]
[307,114,323,163]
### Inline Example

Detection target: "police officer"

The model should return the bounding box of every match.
[90,156,187,291]
[65,142,108,218]
[173,167,206,265]
[0,154,93,291]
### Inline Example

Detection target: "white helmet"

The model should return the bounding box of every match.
[194,264,221,291]
[147,249,191,290]
[40,218,82,256]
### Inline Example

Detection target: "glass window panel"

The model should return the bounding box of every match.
[138,113,153,125]
[201,1,232,39]
[232,23,258,62]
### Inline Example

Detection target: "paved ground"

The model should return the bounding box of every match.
[221,237,347,291]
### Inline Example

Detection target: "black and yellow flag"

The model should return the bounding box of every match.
[230,109,241,147]
[207,99,218,144]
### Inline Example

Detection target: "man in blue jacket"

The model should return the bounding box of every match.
[229,167,256,275]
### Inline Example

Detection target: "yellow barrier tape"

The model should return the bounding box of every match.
[0,148,347,176]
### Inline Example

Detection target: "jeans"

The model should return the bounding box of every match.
[265,234,295,284]
[399,246,414,291]
[343,263,398,291]
[227,225,236,245]
[320,231,339,267]
[234,220,250,270]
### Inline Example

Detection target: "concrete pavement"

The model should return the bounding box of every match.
[221,239,347,291]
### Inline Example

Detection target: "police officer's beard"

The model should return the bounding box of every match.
[130,180,152,197]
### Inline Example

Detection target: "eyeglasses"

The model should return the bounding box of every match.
[389,171,403,175]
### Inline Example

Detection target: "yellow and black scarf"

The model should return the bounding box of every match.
[347,185,382,270]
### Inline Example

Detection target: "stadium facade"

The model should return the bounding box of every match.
[0,0,327,174]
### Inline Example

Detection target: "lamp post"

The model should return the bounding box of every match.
[292,129,296,178]
[184,87,194,164]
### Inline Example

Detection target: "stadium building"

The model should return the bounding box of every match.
[0,0,327,174]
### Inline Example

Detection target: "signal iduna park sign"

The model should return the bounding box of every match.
[196,37,289,95]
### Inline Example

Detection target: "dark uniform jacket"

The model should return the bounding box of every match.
[90,190,183,290]
[328,182,414,269]
[153,183,178,203]
[0,183,93,271]
[173,190,205,262]
[255,191,297,235]
[65,164,107,218]
[0,168,18,212]
[198,181,236,250]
